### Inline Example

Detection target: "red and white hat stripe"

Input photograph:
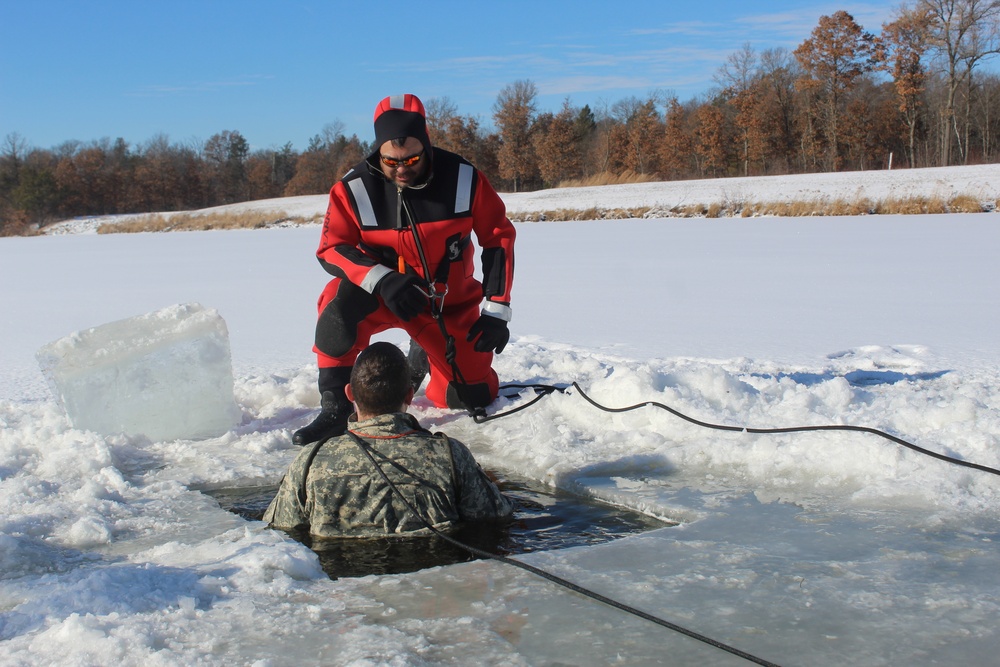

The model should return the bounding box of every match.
[373,94,426,122]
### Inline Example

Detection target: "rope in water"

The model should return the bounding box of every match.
[346,431,782,667]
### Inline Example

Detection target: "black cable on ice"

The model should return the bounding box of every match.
[565,381,1000,478]
[472,381,1000,478]
[346,430,782,667]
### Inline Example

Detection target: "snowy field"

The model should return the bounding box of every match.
[2,164,1000,665]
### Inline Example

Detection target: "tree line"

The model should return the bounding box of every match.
[2,0,999,235]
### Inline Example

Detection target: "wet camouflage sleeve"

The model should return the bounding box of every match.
[262,441,317,530]
[448,438,515,520]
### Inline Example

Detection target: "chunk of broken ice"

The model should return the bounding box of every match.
[36,303,241,441]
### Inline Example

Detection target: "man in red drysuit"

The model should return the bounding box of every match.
[293,94,516,446]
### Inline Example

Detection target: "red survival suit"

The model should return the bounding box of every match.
[312,143,515,409]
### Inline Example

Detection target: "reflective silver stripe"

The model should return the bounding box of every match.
[348,178,378,228]
[455,163,473,213]
[361,265,393,293]
[389,94,406,109]
[482,301,512,322]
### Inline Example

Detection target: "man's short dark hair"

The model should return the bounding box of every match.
[350,342,411,415]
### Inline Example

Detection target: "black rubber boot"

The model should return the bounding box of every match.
[293,368,353,446]
[407,339,430,393]
[445,380,493,410]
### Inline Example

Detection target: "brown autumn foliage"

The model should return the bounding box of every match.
[693,104,731,176]
[794,11,878,171]
[493,80,540,192]
[2,2,999,235]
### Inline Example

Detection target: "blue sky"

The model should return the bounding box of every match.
[2,1,900,152]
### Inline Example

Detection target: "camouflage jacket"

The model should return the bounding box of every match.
[264,412,514,537]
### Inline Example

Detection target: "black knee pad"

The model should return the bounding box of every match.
[315,281,379,359]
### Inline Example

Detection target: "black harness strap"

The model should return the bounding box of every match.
[402,213,479,413]
[298,437,330,509]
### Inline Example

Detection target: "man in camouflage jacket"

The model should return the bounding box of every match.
[264,342,513,537]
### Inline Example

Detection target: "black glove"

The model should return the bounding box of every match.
[467,314,510,354]
[376,272,426,321]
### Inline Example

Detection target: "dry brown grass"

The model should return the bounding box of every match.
[556,170,659,188]
[83,192,994,233]
[0,209,43,237]
[947,194,985,213]
[513,206,651,222]
[873,196,945,214]
[508,192,991,222]
[97,210,321,234]
[679,203,707,217]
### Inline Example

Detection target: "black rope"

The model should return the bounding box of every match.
[335,376,998,666]
[473,384,566,423]
[403,208,485,420]
[471,381,1000,478]
[345,430,781,667]
[565,381,1000,478]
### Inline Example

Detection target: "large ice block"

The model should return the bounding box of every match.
[36,303,241,441]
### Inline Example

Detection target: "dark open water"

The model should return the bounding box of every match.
[207,472,670,579]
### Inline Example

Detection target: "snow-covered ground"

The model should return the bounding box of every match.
[3,165,1000,665]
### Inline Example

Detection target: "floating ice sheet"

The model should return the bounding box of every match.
[36,303,240,441]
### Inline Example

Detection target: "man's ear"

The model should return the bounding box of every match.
[404,386,415,407]
[345,383,355,403]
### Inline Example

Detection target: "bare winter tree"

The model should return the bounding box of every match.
[716,43,761,176]
[424,97,460,142]
[611,95,663,175]
[203,130,250,203]
[880,7,933,167]
[918,0,1000,165]
[759,48,801,173]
